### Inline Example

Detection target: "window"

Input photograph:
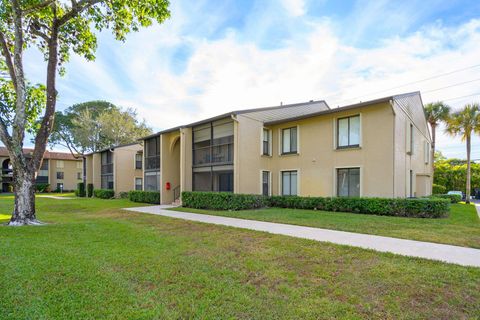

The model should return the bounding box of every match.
[281,171,297,195]
[337,168,360,197]
[262,129,271,156]
[135,153,142,169]
[410,124,414,154]
[193,166,234,192]
[76,161,82,169]
[101,175,114,190]
[56,160,64,168]
[37,160,49,183]
[56,171,64,180]
[262,171,270,196]
[101,151,114,190]
[337,115,360,148]
[409,170,413,197]
[135,178,143,191]
[193,119,234,166]
[144,171,160,191]
[77,172,82,180]
[145,137,160,170]
[282,127,297,154]
[424,141,430,164]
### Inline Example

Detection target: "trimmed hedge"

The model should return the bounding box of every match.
[182,192,268,210]
[87,184,94,198]
[182,192,450,218]
[76,182,86,197]
[35,183,50,193]
[432,184,446,194]
[93,189,115,199]
[128,190,160,204]
[431,194,462,204]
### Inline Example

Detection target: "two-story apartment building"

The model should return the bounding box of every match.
[141,92,433,205]
[84,143,143,195]
[0,147,83,192]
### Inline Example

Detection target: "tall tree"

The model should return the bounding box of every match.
[97,107,151,146]
[49,101,117,155]
[445,103,480,204]
[50,102,152,154]
[424,101,450,167]
[0,0,170,225]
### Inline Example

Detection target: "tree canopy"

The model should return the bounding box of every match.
[49,101,152,155]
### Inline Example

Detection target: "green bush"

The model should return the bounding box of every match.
[119,192,129,199]
[432,184,446,194]
[182,192,450,218]
[128,190,160,204]
[182,192,269,211]
[431,194,462,204]
[87,184,94,198]
[93,189,115,199]
[35,183,50,193]
[76,182,86,197]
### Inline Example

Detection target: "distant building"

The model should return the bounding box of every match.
[0,147,82,192]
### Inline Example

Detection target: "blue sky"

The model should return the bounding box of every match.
[23,0,480,159]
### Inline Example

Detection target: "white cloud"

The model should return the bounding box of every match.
[280,0,306,17]
[22,5,480,159]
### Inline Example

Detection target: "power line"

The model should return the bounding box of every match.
[423,78,480,94]
[326,63,480,104]
[442,92,480,102]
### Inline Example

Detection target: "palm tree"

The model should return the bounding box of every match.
[445,103,480,204]
[424,102,451,160]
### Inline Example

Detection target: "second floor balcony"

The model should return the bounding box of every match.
[193,143,233,166]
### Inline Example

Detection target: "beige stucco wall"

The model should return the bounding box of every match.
[392,95,433,197]
[160,131,181,204]
[113,144,143,194]
[180,127,193,193]
[257,102,396,197]
[49,159,82,191]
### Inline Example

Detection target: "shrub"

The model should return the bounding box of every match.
[431,194,462,204]
[432,184,446,194]
[35,183,50,193]
[182,192,269,211]
[119,192,129,199]
[93,189,115,199]
[87,184,94,198]
[128,190,160,204]
[76,182,86,197]
[182,192,450,218]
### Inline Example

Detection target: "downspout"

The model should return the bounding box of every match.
[231,114,239,193]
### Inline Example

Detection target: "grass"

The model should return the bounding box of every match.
[0,195,479,319]
[172,204,480,248]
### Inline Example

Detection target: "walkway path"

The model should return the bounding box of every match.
[473,200,480,219]
[124,205,480,268]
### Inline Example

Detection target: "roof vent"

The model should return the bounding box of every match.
[309,100,314,102]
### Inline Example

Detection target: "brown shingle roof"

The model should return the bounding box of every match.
[0,147,79,161]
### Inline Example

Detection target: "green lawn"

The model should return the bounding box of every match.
[0,195,479,319]
[172,204,480,248]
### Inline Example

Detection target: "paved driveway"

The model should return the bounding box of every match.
[125,205,480,268]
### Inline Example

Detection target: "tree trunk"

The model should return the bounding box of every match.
[431,123,436,172]
[8,165,40,226]
[465,135,471,204]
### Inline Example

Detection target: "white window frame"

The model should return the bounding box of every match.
[278,125,300,155]
[279,169,300,196]
[260,128,272,156]
[76,161,82,169]
[424,141,430,164]
[333,166,362,197]
[134,177,143,191]
[334,113,362,150]
[259,170,272,196]
[56,160,64,169]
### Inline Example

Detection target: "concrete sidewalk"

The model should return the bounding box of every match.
[124,205,480,268]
